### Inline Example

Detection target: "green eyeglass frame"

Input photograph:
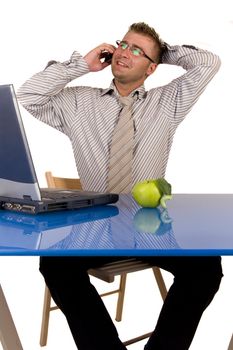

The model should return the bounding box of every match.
[116,40,155,63]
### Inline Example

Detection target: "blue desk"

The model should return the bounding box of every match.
[1,194,233,256]
[1,194,233,349]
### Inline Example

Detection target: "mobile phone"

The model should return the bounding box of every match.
[100,51,113,63]
[104,52,113,63]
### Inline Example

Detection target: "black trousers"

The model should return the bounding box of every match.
[39,256,223,350]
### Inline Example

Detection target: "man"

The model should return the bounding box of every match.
[18,22,222,350]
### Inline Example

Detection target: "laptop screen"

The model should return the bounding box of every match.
[0,84,41,200]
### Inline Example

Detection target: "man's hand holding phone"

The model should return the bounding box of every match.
[84,43,116,72]
[100,51,113,63]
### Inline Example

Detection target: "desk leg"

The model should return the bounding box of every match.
[0,285,23,350]
[228,334,233,350]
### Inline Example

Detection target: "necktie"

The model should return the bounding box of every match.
[107,95,134,193]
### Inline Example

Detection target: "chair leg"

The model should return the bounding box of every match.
[228,334,233,350]
[152,267,167,301]
[40,286,52,346]
[0,285,23,350]
[123,268,167,346]
[115,274,127,322]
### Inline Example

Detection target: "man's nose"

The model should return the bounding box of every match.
[121,47,131,58]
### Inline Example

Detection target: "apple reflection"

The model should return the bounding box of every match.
[133,207,173,236]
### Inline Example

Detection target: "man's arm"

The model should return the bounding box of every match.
[17,52,90,133]
[158,44,221,122]
[17,44,115,132]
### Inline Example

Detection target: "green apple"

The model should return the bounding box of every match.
[132,178,172,208]
[132,180,161,207]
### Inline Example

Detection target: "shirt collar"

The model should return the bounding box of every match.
[101,80,146,100]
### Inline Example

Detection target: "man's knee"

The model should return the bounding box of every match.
[198,256,223,295]
[183,256,223,304]
[39,256,91,284]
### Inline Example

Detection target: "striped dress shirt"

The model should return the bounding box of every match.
[17,44,221,193]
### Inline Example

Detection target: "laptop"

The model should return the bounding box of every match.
[0,84,118,214]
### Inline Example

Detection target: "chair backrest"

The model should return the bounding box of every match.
[45,171,82,190]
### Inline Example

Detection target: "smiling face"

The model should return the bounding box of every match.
[111,31,158,91]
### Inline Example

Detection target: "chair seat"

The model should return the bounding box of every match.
[88,258,158,283]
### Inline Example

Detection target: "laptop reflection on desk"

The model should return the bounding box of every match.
[0,205,119,251]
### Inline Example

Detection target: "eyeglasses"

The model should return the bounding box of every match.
[116,40,155,63]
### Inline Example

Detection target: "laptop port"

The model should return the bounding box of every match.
[21,205,36,214]
[3,203,22,211]
[3,202,14,210]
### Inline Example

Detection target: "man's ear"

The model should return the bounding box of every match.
[146,63,157,77]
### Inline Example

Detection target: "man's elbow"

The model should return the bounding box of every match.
[212,53,221,73]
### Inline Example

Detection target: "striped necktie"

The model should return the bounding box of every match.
[107,95,134,193]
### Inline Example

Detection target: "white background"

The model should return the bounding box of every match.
[0,0,233,349]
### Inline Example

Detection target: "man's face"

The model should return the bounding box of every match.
[111,31,158,86]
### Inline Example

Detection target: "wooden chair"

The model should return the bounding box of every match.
[228,334,233,350]
[40,171,168,347]
[0,285,23,350]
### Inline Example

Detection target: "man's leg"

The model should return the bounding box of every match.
[39,256,127,350]
[143,256,223,350]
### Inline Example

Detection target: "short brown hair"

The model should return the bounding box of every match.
[128,22,165,63]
